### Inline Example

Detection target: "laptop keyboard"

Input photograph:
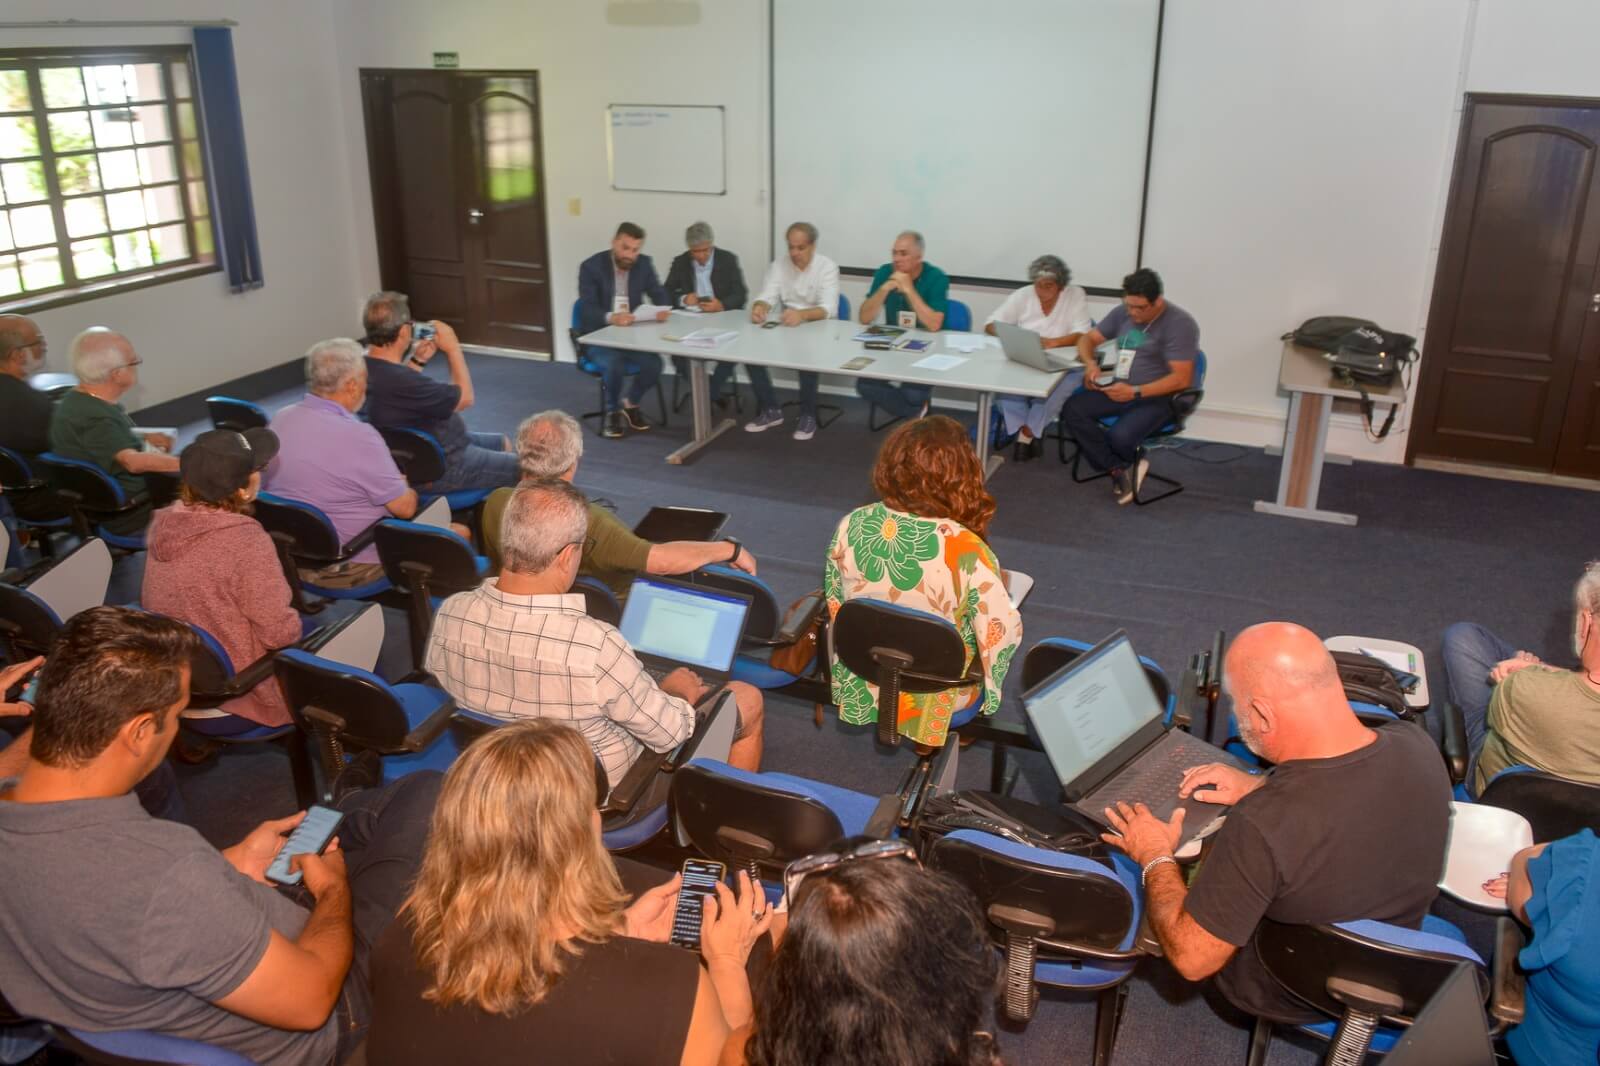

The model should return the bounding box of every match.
[1084,732,1233,824]
[644,664,671,683]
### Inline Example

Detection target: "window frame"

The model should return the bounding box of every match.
[0,43,220,313]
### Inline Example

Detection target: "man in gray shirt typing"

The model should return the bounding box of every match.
[1062,267,1201,504]
[0,608,439,1065]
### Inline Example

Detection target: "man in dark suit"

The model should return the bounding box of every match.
[664,221,748,408]
[576,222,671,438]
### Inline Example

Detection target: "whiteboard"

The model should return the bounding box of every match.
[607,104,726,195]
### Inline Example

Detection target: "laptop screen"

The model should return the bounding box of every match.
[1023,633,1165,786]
[617,576,749,673]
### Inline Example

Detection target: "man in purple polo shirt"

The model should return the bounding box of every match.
[264,338,418,588]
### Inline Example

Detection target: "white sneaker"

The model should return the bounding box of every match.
[793,415,817,441]
[1130,457,1149,502]
[744,408,784,432]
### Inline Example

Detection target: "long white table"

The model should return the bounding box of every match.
[578,310,1069,474]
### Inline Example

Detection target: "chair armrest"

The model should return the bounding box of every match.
[295,610,369,656]
[861,794,903,839]
[1037,934,1145,964]
[1437,700,1469,786]
[400,692,457,753]
[602,748,669,816]
[338,518,383,560]
[1489,916,1526,1030]
[216,652,280,698]
[772,592,825,646]
[1170,387,1204,419]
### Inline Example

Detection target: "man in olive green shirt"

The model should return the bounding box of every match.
[48,329,178,533]
[482,410,756,600]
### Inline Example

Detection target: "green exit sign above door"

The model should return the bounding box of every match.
[432,52,459,69]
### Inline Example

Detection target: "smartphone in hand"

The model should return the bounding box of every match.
[266,805,344,886]
[669,858,726,949]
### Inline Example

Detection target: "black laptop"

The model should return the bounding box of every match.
[631,506,728,543]
[1385,963,1495,1066]
[1022,629,1253,847]
[616,574,752,688]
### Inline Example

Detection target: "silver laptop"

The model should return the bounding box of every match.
[1022,630,1252,848]
[994,320,1080,372]
[617,575,752,689]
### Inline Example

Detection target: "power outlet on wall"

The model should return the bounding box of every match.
[567,197,582,216]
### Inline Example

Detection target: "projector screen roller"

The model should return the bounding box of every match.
[773,0,1160,290]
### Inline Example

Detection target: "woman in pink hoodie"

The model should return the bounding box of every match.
[141,427,303,728]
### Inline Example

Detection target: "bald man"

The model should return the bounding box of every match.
[0,315,53,458]
[1100,622,1449,1024]
[49,328,178,533]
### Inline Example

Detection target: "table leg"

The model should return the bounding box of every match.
[976,392,1003,479]
[1253,391,1357,525]
[665,358,737,465]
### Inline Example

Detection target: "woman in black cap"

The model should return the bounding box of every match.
[141,427,303,732]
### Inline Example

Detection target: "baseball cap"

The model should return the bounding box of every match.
[179,428,280,503]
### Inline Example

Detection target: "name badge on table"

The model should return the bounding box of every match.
[1115,347,1137,381]
[897,310,917,330]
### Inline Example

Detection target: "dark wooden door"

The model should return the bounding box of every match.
[1411,95,1600,477]
[360,71,552,354]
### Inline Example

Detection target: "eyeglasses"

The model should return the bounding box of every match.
[782,838,919,905]
[16,339,44,351]
[117,359,143,370]
[562,536,597,555]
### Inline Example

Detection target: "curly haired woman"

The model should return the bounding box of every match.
[824,415,1022,747]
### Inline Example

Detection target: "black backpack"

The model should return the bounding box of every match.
[1285,315,1380,352]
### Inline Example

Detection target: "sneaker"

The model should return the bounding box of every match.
[744,408,784,432]
[1131,456,1149,501]
[1112,467,1134,504]
[621,404,650,432]
[601,411,626,439]
[793,414,818,441]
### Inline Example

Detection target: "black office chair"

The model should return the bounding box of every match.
[927,829,1143,1064]
[573,574,623,626]
[375,425,494,541]
[204,395,270,432]
[373,519,490,669]
[1059,350,1208,506]
[253,493,391,614]
[830,598,983,748]
[1477,766,1600,840]
[0,537,112,663]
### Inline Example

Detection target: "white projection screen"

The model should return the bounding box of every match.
[772,0,1161,290]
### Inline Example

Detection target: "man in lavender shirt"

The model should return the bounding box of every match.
[263,338,418,589]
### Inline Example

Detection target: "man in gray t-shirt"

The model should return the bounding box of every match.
[0,607,437,1066]
[1062,267,1201,503]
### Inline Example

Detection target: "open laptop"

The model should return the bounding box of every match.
[994,321,1080,372]
[1022,629,1253,847]
[617,574,753,689]
[1384,963,1494,1066]
[631,506,728,544]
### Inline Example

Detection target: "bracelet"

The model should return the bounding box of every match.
[724,538,742,564]
[1141,854,1177,884]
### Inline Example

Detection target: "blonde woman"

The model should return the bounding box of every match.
[367,720,772,1066]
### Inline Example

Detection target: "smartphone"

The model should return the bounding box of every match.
[17,673,39,706]
[760,319,781,329]
[403,321,437,364]
[669,858,726,950]
[265,805,345,886]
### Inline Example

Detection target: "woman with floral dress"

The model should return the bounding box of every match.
[824,415,1023,747]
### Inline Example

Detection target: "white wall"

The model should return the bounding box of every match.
[3,1,366,410]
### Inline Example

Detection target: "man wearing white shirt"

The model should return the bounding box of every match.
[985,254,1093,457]
[744,221,839,442]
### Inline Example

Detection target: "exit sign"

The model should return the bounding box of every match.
[432,52,459,69]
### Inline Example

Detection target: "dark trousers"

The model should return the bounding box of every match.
[1061,391,1176,473]
[855,379,931,420]
[588,347,663,411]
[747,366,819,417]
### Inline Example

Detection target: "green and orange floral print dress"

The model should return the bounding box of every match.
[824,502,1023,747]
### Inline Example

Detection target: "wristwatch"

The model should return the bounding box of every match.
[1133,387,1143,400]
[724,538,742,564]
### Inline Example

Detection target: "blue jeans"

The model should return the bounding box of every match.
[856,379,931,420]
[1440,622,1517,793]
[1061,391,1175,473]
[588,346,663,411]
[996,369,1084,439]
[747,366,819,417]
[431,431,519,494]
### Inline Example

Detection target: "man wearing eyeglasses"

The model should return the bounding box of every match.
[48,328,178,534]
[0,315,54,460]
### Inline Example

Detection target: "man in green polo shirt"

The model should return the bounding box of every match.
[855,230,950,420]
[48,328,179,534]
[481,410,756,602]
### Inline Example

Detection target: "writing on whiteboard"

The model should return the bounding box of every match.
[612,110,673,127]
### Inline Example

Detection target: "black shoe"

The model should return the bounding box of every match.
[602,411,626,439]
[621,404,651,432]
[330,749,382,803]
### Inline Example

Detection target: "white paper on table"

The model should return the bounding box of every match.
[943,333,999,353]
[911,353,967,371]
[631,303,671,319]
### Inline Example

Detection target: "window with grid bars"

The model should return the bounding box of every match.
[0,47,215,305]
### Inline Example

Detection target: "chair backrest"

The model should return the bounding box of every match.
[274,648,423,749]
[945,299,972,332]
[670,758,849,872]
[1480,766,1600,840]
[374,520,482,594]
[832,599,972,690]
[836,293,850,321]
[0,582,62,660]
[0,445,36,487]
[573,575,622,626]
[1021,638,1172,714]
[1254,919,1485,1026]
[1167,350,1208,427]
[36,452,128,511]
[377,426,447,485]
[179,618,238,700]
[253,493,344,563]
[204,395,269,433]
[691,564,780,642]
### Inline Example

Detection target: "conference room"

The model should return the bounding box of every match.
[0,1,1595,1064]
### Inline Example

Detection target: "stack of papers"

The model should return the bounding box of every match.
[943,333,999,353]
[677,328,738,349]
[632,303,671,319]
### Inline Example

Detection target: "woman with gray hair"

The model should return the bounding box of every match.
[985,255,1092,458]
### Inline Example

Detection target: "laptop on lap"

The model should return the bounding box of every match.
[616,574,753,689]
[1022,630,1253,848]
[994,321,1080,372]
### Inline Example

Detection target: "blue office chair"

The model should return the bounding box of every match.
[690,565,823,690]
[252,493,392,613]
[945,298,972,332]
[204,395,270,433]
[1473,765,1600,838]
[375,425,494,540]
[0,446,70,554]
[928,829,1143,1061]
[830,598,985,748]
[1246,915,1521,1065]
[0,1006,253,1066]
[1057,350,1207,505]
[373,518,491,670]
[34,452,154,551]
[569,299,670,434]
